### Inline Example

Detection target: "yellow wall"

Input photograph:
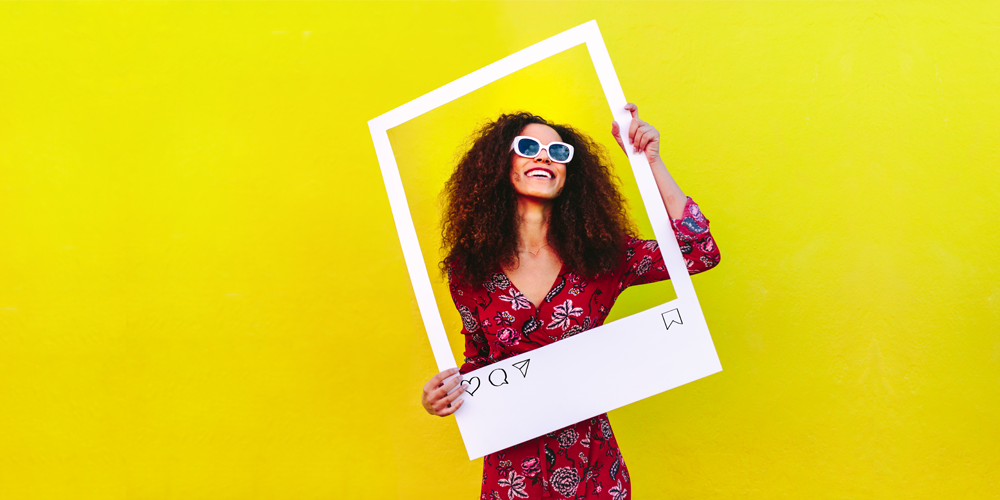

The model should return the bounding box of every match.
[0,2,997,499]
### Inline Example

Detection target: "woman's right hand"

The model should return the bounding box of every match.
[421,367,466,417]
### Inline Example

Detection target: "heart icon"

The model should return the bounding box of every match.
[460,376,481,396]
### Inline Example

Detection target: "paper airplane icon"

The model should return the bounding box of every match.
[512,359,530,378]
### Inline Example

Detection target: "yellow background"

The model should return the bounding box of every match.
[389,42,678,366]
[1,2,997,499]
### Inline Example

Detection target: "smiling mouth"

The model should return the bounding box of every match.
[525,168,554,179]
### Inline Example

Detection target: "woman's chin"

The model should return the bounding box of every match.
[515,191,561,202]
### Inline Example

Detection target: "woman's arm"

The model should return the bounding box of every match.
[611,103,688,219]
[611,103,720,282]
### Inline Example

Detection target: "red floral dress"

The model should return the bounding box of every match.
[449,198,720,499]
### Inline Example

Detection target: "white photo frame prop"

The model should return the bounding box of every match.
[369,20,722,460]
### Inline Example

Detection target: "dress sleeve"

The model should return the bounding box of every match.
[672,196,721,275]
[448,269,491,375]
[618,197,721,289]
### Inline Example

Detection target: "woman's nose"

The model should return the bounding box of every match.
[534,150,551,163]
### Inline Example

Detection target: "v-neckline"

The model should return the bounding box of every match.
[501,261,566,312]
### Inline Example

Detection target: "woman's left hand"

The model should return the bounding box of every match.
[611,103,661,165]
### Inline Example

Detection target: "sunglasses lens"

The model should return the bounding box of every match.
[516,137,540,157]
[548,143,571,162]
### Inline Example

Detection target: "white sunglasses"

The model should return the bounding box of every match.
[509,136,575,163]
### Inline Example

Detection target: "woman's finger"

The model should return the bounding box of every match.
[611,121,626,153]
[443,384,466,406]
[436,397,465,417]
[433,386,465,413]
[431,373,463,403]
[423,367,459,395]
[633,127,648,153]
[443,373,463,394]
[647,127,661,152]
[628,116,641,144]
[625,104,642,150]
[636,125,656,153]
[637,125,658,152]
[625,102,639,119]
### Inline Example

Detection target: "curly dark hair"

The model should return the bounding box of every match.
[441,112,637,287]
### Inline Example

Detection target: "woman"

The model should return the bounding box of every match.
[421,104,720,499]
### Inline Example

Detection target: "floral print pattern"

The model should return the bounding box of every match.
[497,327,520,347]
[549,467,581,498]
[547,300,584,331]
[522,456,542,478]
[556,428,578,449]
[450,198,719,499]
[498,470,530,499]
[608,479,627,500]
[500,288,533,311]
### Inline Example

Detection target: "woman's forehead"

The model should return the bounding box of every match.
[520,123,562,142]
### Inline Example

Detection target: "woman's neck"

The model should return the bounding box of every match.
[516,196,552,252]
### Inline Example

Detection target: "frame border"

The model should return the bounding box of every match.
[369,20,719,459]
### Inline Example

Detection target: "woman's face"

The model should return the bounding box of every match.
[509,123,568,201]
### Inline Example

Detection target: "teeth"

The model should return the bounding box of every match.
[527,170,552,179]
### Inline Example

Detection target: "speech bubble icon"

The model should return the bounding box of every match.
[489,368,509,387]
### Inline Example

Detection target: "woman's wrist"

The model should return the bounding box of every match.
[648,157,687,218]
